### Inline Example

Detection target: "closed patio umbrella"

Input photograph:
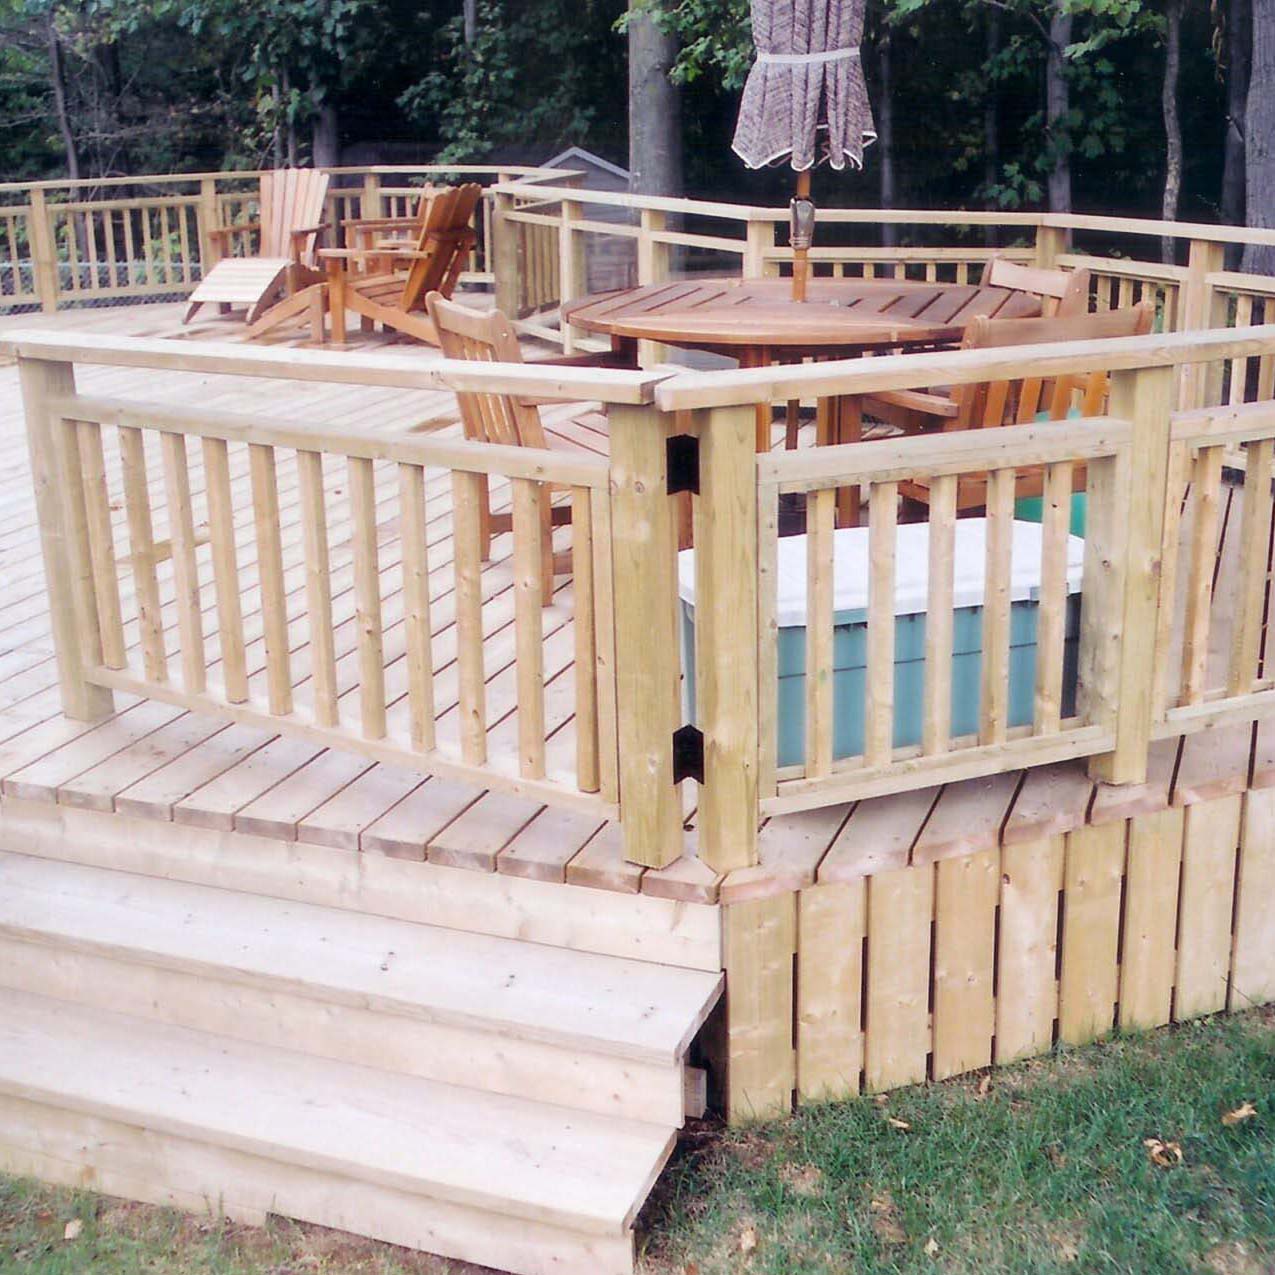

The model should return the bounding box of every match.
[732,0,876,300]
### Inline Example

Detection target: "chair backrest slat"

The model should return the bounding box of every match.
[984,255,1091,317]
[953,302,1156,430]
[257,168,331,264]
[399,184,483,312]
[426,291,548,449]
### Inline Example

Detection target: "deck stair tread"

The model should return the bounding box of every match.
[0,851,722,1064]
[0,987,675,1237]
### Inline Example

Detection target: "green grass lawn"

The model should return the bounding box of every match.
[2,1008,1272,1275]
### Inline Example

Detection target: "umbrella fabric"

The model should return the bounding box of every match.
[732,0,876,171]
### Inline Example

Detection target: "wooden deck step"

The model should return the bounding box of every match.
[0,988,668,1274]
[0,850,720,1125]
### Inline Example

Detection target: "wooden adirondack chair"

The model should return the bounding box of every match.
[184,168,330,324]
[871,302,1156,511]
[983,255,1092,317]
[248,184,483,344]
[425,289,620,603]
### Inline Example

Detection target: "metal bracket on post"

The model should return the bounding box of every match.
[672,724,705,785]
[666,433,700,495]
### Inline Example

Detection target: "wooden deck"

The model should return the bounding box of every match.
[0,301,1264,911]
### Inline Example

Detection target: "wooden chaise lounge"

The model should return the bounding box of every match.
[184,168,330,325]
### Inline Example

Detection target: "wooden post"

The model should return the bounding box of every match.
[361,171,383,221]
[559,198,587,354]
[637,209,670,368]
[694,404,760,872]
[1034,220,1067,270]
[196,177,220,275]
[743,217,774,280]
[1086,364,1175,785]
[27,187,59,313]
[17,356,113,720]
[492,187,520,318]
[609,403,684,867]
[1178,237,1227,409]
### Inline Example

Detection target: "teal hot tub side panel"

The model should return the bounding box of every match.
[681,595,1081,768]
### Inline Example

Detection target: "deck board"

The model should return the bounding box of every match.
[0,301,1265,898]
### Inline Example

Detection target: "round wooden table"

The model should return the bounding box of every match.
[564,277,1041,461]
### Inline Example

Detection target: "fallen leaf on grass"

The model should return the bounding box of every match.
[869,1193,907,1246]
[887,1116,912,1131]
[924,1237,940,1257]
[1222,1102,1258,1126]
[779,1162,824,1196]
[1045,1145,1067,1168]
[739,1225,758,1256]
[1144,1137,1183,1168]
[63,1219,83,1241]
[975,1074,992,1098]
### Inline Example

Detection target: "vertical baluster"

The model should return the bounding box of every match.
[177,203,192,285]
[85,208,99,292]
[865,481,898,766]
[118,427,167,681]
[160,431,206,693]
[297,449,337,724]
[757,483,780,796]
[202,436,247,703]
[349,455,386,740]
[1180,445,1223,704]
[1231,294,1254,404]
[1229,439,1275,694]
[590,484,620,804]
[805,487,835,775]
[511,477,547,779]
[980,468,1014,744]
[571,486,599,792]
[140,206,155,287]
[452,469,487,764]
[1035,461,1073,732]
[249,443,292,714]
[922,473,956,754]
[123,209,137,288]
[76,420,126,669]
[399,461,436,751]
[103,208,118,290]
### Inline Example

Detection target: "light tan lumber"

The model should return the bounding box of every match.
[1002,762,1092,845]
[0,1094,637,1275]
[995,834,1064,1063]
[201,436,248,703]
[247,443,291,715]
[864,481,898,767]
[1057,822,1125,1044]
[75,420,126,669]
[796,881,865,1101]
[571,486,599,792]
[117,428,167,688]
[496,806,610,884]
[510,478,546,779]
[1231,786,1275,1010]
[1173,723,1253,806]
[693,403,760,871]
[1090,737,1179,825]
[0,797,722,971]
[451,469,487,765]
[720,803,849,903]
[804,488,835,778]
[589,485,620,805]
[931,847,998,1080]
[818,787,933,882]
[912,771,1019,864]
[347,455,386,740]
[295,449,338,725]
[1118,806,1184,1029]
[1034,461,1072,732]
[723,893,796,1122]
[230,749,374,841]
[980,469,1013,745]
[642,853,723,904]
[1088,365,1175,783]
[398,462,435,750]
[159,430,207,693]
[1179,446,1224,705]
[360,776,482,861]
[1227,439,1274,694]
[922,474,956,754]
[864,864,932,1091]
[429,790,543,872]
[609,404,682,868]
[0,989,675,1237]
[1174,793,1242,1019]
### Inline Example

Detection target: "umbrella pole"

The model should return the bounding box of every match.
[791,170,813,302]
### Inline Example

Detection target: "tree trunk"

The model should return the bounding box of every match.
[983,8,1000,247]
[1161,0,1183,263]
[1046,2,1072,213]
[464,0,478,44]
[879,30,896,248]
[1243,0,1275,273]
[627,0,682,197]
[46,14,79,182]
[271,84,283,168]
[1222,0,1251,265]
[311,101,340,169]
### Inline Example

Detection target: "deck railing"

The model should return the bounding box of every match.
[0,165,574,314]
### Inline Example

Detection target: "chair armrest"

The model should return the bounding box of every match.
[208,221,260,242]
[533,350,636,370]
[341,216,419,231]
[864,388,959,417]
[289,224,329,239]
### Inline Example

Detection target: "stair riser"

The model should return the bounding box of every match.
[0,936,689,1126]
[0,797,721,971]
[0,1095,635,1275]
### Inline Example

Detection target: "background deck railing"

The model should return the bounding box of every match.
[0,165,574,314]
